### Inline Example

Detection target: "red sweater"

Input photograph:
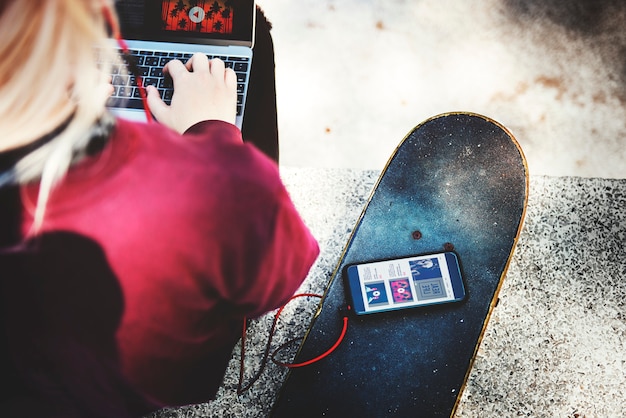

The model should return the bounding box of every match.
[18,119,319,407]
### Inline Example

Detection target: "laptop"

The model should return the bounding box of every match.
[107,0,256,129]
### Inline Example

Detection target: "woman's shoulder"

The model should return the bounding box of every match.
[111,117,284,198]
[113,118,242,148]
[113,118,246,160]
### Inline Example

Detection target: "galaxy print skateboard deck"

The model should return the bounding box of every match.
[271,112,528,417]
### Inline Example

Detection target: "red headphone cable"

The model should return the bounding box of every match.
[101,5,153,122]
[237,294,350,394]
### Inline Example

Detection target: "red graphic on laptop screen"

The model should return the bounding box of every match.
[161,0,234,34]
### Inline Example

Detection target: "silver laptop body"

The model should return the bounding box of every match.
[108,0,256,129]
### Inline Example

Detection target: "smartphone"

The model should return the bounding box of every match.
[344,252,466,315]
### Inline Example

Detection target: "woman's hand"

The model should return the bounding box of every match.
[146,53,237,133]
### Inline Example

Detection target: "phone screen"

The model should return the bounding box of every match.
[345,252,466,315]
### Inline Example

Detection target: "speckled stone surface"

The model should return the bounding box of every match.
[149,168,626,418]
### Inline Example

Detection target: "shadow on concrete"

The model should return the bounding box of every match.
[503,0,626,98]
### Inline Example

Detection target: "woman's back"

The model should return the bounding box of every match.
[9,118,319,406]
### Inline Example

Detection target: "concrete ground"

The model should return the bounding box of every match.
[260,0,626,179]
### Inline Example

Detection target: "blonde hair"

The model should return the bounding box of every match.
[0,0,118,231]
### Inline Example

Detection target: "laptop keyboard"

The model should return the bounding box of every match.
[107,49,250,116]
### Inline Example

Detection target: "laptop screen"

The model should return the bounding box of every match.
[115,0,255,46]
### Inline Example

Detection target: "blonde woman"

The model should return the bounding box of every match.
[0,1,318,416]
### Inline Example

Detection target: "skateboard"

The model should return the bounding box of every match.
[271,112,528,417]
